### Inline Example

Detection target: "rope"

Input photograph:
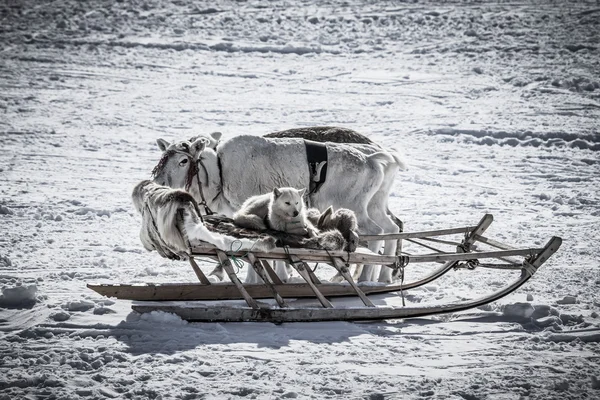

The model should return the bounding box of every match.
[195,158,215,216]
[225,239,260,274]
[395,255,409,307]
[282,245,294,264]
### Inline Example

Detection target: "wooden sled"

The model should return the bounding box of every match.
[88,214,562,322]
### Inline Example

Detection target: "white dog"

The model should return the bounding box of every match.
[234,187,318,237]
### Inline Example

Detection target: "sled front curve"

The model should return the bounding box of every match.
[89,214,563,322]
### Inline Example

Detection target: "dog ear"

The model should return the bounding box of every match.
[210,132,222,142]
[273,187,282,198]
[157,138,170,152]
[190,138,206,156]
[298,188,307,197]
[317,206,333,228]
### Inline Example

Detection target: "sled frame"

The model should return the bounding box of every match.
[88,214,562,322]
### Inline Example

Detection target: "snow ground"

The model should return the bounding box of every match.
[1,0,599,399]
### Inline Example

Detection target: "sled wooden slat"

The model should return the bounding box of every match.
[288,255,333,308]
[360,224,478,241]
[405,238,445,254]
[303,261,321,284]
[331,257,374,307]
[246,253,287,308]
[88,281,414,301]
[216,250,260,310]
[188,257,211,285]
[190,245,544,265]
[473,234,516,251]
[418,236,463,247]
[260,260,283,285]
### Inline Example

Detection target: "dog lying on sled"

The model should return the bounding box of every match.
[132,181,360,280]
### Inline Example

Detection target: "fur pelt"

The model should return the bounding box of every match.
[264,126,374,145]
[204,215,345,252]
[306,206,359,252]
[132,180,276,259]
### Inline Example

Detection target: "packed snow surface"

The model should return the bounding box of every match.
[1,0,599,399]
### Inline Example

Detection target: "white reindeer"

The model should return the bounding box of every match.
[152,133,405,283]
[167,127,406,282]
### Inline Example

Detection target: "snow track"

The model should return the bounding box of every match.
[1,1,599,399]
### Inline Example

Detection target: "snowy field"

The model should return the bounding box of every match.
[1,0,599,398]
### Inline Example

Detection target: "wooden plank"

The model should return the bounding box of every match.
[405,238,445,253]
[288,255,333,308]
[473,234,516,251]
[89,282,397,301]
[331,258,374,307]
[192,245,544,265]
[302,262,321,284]
[360,225,478,241]
[188,257,211,285]
[260,260,283,285]
[418,237,462,247]
[246,253,287,308]
[215,250,260,310]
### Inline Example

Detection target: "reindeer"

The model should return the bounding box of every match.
[152,132,404,283]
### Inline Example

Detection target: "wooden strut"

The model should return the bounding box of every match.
[215,250,259,310]
[246,253,287,308]
[260,260,284,285]
[330,257,374,307]
[188,257,211,285]
[288,254,333,308]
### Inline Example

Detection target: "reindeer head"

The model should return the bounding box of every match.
[152,138,208,190]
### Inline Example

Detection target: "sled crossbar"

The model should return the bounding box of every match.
[188,245,543,265]
[88,214,562,322]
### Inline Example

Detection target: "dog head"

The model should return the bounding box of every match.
[272,187,306,219]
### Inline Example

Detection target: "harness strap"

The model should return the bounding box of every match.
[304,140,328,202]
[194,158,214,216]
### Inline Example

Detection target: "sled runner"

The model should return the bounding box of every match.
[88,214,562,323]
